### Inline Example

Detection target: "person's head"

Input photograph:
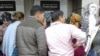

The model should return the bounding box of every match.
[12,12,24,21]
[89,3,97,14]
[30,5,45,23]
[3,12,7,16]
[65,17,70,24]
[51,10,65,23]
[70,13,81,28]
[2,12,8,22]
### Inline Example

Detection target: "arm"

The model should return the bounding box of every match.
[35,26,48,56]
[0,26,3,44]
[70,25,86,46]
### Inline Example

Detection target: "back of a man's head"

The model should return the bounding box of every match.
[51,10,64,22]
[30,5,44,16]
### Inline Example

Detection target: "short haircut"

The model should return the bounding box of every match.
[30,5,44,16]
[51,10,64,22]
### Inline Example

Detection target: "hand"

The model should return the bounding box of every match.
[73,44,79,50]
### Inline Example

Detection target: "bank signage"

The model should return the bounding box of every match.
[0,1,16,11]
[41,1,60,11]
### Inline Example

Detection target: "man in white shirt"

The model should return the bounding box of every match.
[46,10,86,56]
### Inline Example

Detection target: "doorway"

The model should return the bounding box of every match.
[72,0,82,15]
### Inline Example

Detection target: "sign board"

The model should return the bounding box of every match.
[41,1,60,11]
[0,1,16,11]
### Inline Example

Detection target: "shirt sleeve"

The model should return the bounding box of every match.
[70,25,86,46]
[35,26,48,56]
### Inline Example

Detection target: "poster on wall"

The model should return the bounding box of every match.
[41,1,60,11]
[0,1,16,11]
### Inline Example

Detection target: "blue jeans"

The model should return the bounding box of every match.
[12,48,18,56]
[88,49,97,56]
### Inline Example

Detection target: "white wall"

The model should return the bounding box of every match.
[82,0,99,7]
[60,0,68,18]
[34,0,40,5]
[24,0,34,17]
[15,0,24,13]
[82,0,99,15]
[34,0,68,18]
[67,0,72,17]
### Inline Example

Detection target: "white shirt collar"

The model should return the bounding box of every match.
[51,21,63,26]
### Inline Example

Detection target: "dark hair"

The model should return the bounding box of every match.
[66,17,70,24]
[30,5,44,16]
[13,12,24,20]
[2,12,11,21]
[51,10,64,22]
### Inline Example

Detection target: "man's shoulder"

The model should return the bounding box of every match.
[58,24,75,28]
[46,24,71,30]
[17,22,43,31]
[65,24,76,27]
[18,19,42,29]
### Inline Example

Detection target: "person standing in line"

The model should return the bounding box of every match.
[45,10,86,56]
[0,20,9,56]
[70,13,85,56]
[2,12,24,56]
[86,12,100,56]
[16,5,47,56]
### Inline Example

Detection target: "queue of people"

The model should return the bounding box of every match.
[0,5,100,56]
[2,12,24,56]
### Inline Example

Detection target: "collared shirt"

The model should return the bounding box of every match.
[46,22,86,56]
